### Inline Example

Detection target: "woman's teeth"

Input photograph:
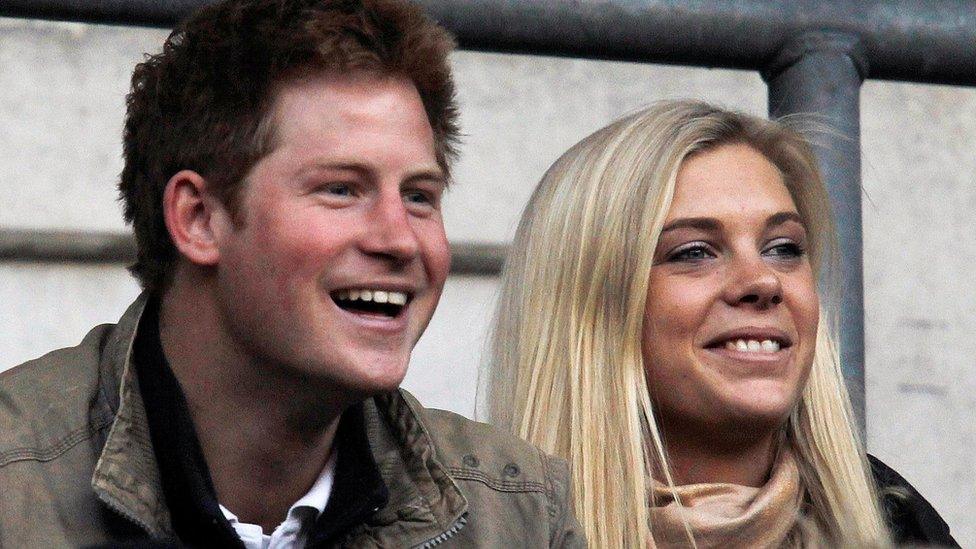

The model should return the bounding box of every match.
[724,339,781,353]
[335,289,408,306]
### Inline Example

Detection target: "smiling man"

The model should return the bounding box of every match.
[0,1,582,547]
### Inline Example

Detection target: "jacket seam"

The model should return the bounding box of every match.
[396,391,441,457]
[447,467,546,493]
[0,415,114,467]
[541,448,555,502]
[541,448,560,533]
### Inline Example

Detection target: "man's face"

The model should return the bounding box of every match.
[210,72,450,394]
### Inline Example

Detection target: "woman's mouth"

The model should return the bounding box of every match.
[702,330,793,358]
[722,338,782,353]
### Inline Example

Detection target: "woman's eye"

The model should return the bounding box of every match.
[668,243,714,262]
[763,240,805,258]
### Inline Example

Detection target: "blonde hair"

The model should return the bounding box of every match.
[487,100,890,547]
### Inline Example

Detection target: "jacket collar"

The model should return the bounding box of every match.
[358,392,468,546]
[91,293,172,537]
[90,293,467,543]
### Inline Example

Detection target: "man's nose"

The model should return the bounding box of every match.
[360,191,421,262]
[723,253,783,309]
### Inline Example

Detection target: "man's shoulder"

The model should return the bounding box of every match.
[398,390,567,493]
[390,391,585,547]
[0,314,152,549]
[0,295,147,461]
[0,323,117,463]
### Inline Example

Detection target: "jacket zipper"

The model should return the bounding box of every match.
[413,513,468,549]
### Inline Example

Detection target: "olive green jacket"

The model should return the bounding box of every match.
[0,296,584,548]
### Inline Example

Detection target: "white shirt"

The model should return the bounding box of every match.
[220,451,338,549]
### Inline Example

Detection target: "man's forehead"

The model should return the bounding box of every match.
[266,72,430,139]
[273,71,422,117]
[249,71,440,179]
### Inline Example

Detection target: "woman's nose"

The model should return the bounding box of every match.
[723,253,784,310]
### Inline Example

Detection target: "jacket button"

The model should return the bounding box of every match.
[462,454,479,467]
[503,463,520,477]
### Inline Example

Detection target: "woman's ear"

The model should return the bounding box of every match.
[163,169,228,266]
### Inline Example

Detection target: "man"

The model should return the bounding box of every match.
[0,1,583,546]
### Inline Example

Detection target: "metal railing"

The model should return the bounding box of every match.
[3,0,975,428]
[0,229,507,275]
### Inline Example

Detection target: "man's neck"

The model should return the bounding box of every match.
[157,276,349,531]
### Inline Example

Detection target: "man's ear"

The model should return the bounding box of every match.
[163,170,229,267]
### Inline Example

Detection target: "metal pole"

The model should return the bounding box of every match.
[1,0,975,86]
[763,31,869,431]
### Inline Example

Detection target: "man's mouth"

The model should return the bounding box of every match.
[330,288,410,318]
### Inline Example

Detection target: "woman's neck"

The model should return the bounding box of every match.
[658,419,783,487]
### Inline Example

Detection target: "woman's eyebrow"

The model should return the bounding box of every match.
[661,217,722,233]
[766,211,805,229]
[661,212,804,234]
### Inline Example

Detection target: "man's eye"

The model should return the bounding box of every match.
[404,190,436,207]
[668,243,714,262]
[324,183,353,196]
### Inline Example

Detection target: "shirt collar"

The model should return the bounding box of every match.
[292,449,338,515]
[218,449,337,543]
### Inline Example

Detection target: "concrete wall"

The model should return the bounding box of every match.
[1,18,972,544]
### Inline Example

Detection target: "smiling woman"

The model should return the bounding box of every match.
[488,101,957,547]
[642,143,822,486]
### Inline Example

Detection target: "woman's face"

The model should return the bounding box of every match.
[642,143,819,441]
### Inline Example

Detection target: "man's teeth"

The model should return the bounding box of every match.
[335,289,408,306]
[724,339,781,353]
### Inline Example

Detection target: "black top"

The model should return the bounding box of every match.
[870,454,959,547]
[127,299,389,548]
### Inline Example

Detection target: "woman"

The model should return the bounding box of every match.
[488,101,957,547]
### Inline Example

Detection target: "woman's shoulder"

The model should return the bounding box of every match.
[867,454,959,548]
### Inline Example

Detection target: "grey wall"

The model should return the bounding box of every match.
[1,18,972,544]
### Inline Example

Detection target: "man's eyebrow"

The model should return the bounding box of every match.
[300,161,369,176]
[661,217,722,233]
[405,170,448,189]
[299,162,447,184]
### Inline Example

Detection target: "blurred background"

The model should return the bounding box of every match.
[0,16,973,544]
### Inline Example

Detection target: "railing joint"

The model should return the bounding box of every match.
[762,30,870,85]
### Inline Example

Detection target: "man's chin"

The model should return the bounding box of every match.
[329,357,410,396]
[271,349,411,400]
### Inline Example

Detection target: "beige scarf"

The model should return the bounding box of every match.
[648,447,804,548]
